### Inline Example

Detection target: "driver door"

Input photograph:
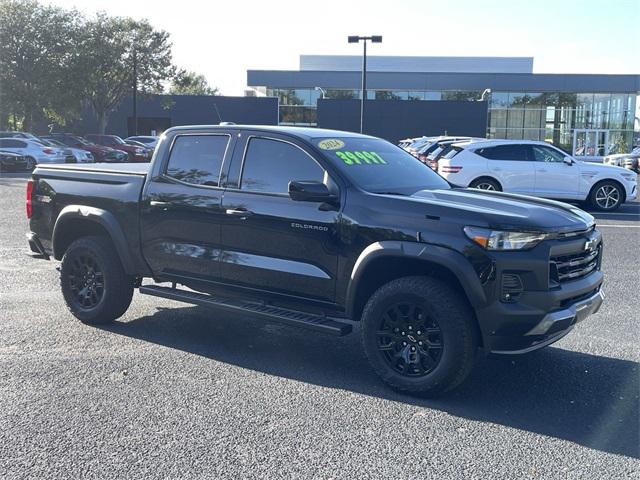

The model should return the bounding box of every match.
[218,133,340,302]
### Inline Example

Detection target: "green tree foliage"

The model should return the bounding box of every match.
[82,14,174,133]
[169,69,219,95]
[0,0,85,130]
[0,0,178,133]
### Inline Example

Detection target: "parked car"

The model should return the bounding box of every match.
[125,135,159,149]
[416,137,472,167]
[0,150,28,172]
[40,136,94,163]
[85,134,150,162]
[437,139,637,211]
[46,134,127,162]
[124,139,155,157]
[603,147,640,173]
[0,138,70,169]
[27,125,605,396]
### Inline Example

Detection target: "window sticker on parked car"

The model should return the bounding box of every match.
[318,139,345,150]
[335,150,388,165]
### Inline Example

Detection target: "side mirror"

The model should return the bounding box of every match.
[564,157,574,165]
[288,181,336,203]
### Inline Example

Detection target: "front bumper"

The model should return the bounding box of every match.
[491,288,604,354]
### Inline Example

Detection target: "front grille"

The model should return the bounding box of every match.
[550,245,601,283]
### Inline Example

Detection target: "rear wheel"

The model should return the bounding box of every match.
[470,177,501,191]
[589,180,623,211]
[361,276,478,396]
[60,236,134,324]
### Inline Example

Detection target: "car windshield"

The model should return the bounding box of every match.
[314,137,450,194]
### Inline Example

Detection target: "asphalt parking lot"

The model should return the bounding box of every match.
[1,172,638,479]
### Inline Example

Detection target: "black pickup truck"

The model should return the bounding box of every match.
[26,125,605,395]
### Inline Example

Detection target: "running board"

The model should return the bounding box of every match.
[139,285,352,336]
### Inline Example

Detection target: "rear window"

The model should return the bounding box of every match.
[442,147,460,160]
[165,134,229,187]
[314,137,449,194]
[476,145,530,161]
[427,146,444,159]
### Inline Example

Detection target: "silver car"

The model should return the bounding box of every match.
[41,137,94,163]
[604,147,640,173]
[0,138,68,169]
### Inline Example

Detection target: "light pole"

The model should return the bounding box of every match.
[314,86,327,99]
[348,35,382,134]
[132,48,138,136]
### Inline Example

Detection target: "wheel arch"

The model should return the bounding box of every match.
[52,205,136,274]
[345,241,487,323]
[470,176,502,190]
[588,178,627,204]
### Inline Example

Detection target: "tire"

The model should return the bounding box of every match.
[469,177,501,191]
[25,156,36,171]
[589,180,624,211]
[60,236,134,324]
[361,276,478,396]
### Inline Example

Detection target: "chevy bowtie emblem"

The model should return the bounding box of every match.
[584,239,597,251]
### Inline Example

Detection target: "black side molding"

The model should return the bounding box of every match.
[139,284,353,336]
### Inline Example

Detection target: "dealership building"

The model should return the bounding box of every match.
[247,55,640,159]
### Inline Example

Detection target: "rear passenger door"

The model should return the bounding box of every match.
[140,132,234,282]
[218,134,340,303]
[476,144,536,194]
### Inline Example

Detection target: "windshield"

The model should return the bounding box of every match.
[314,137,450,194]
[112,136,126,144]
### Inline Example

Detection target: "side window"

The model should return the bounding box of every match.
[0,139,22,148]
[532,145,566,163]
[477,145,530,161]
[241,137,325,194]
[165,135,229,186]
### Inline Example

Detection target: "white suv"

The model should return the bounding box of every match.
[437,140,638,211]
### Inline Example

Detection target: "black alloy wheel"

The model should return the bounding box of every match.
[376,302,443,377]
[67,252,105,310]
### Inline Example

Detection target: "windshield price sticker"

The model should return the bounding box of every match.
[318,139,346,150]
[335,150,387,165]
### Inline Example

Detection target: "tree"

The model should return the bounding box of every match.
[82,14,174,133]
[0,0,85,130]
[169,69,218,95]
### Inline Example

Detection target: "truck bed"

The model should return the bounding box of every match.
[29,162,150,275]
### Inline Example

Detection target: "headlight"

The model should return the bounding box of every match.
[464,226,547,251]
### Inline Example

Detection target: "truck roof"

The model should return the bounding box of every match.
[165,125,376,141]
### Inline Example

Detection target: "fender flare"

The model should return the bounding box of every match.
[52,205,136,274]
[345,240,487,318]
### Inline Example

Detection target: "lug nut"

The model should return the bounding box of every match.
[402,341,407,346]
[408,326,412,330]
[410,346,416,352]
[417,330,421,335]
[418,341,423,346]
[401,331,405,335]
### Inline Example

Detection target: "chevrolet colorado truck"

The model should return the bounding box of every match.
[25,126,605,395]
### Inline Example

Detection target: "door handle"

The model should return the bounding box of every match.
[150,200,170,207]
[225,208,253,218]
[537,169,547,172]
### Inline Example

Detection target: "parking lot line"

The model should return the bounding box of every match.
[596,224,640,228]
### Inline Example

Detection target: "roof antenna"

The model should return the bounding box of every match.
[213,103,222,123]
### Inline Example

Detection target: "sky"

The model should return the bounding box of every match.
[46,0,639,95]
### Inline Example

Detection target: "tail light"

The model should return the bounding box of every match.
[440,166,463,173]
[26,180,33,218]
[42,148,55,154]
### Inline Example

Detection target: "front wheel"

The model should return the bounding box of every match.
[361,276,478,396]
[589,181,623,211]
[60,236,134,324]
[25,156,36,171]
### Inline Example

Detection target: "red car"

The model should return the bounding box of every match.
[85,134,151,162]
[46,133,128,162]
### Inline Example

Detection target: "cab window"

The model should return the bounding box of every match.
[240,137,325,194]
[165,134,229,187]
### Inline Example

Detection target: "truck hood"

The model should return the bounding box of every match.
[408,188,594,233]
